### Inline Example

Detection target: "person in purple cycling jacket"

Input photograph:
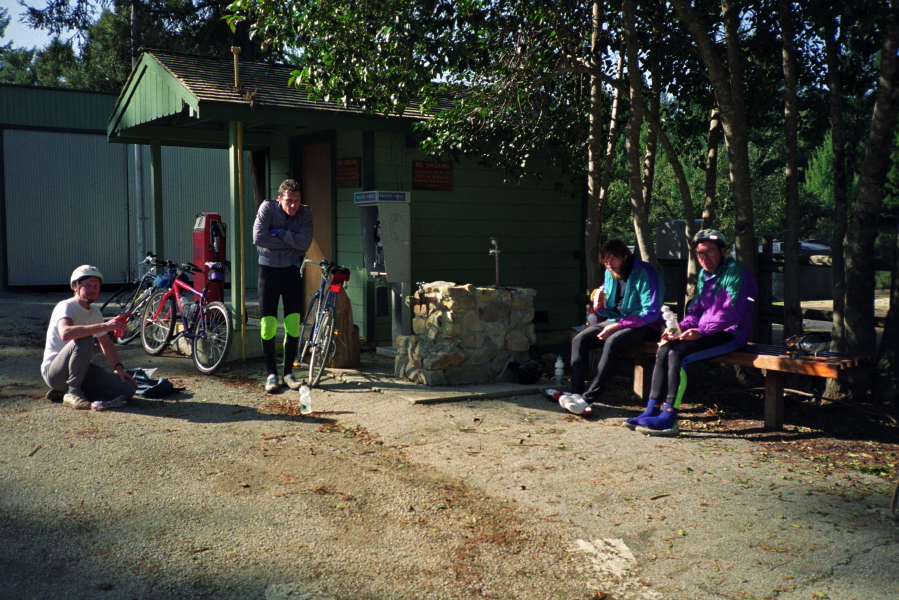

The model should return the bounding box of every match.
[627,229,758,436]
[568,239,664,404]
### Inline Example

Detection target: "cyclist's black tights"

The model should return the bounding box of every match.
[648,331,741,408]
[258,264,303,377]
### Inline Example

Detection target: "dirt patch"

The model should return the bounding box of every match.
[3,290,898,600]
[569,358,899,482]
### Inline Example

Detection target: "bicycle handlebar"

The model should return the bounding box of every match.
[162,260,229,274]
[137,252,169,268]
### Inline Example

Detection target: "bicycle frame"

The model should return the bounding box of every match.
[141,261,232,374]
[295,258,350,385]
[150,265,218,340]
[302,265,343,344]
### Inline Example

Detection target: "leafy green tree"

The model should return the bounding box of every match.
[4,0,274,91]
[0,8,38,85]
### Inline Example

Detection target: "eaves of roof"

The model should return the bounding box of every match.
[107,49,429,145]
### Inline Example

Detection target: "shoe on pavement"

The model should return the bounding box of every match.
[63,391,91,410]
[283,373,302,390]
[265,374,280,394]
[635,423,681,437]
[623,398,661,430]
[45,389,64,403]
[543,388,569,402]
[634,403,679,436]
[559,393,593,417]
[91,395,128,412]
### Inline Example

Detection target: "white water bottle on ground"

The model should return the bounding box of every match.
[299,382,312,415]
[554,355,564,387]
[662,305,681,338]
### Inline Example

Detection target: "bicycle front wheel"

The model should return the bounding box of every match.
[141,290,176,355]
[295,294,321,368]
[308,307,335,386]
[192,301,233,375]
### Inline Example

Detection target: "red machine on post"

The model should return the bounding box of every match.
[192,213,227,302]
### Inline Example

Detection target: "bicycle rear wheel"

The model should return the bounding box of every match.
[101,282,144,344]
[192,302,233,375]
[141,290,176,355]
[295,294,321,368]
[308,306,335,386]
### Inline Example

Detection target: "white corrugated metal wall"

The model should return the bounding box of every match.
[4,130,241,285]
[5,129,130,285]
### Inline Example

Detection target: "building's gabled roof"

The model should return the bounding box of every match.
[108,49,423,147]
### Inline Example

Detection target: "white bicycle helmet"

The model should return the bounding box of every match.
[70,264,104,286]
[692,228,727,248]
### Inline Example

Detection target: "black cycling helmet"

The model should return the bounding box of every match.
[692,228,727,249]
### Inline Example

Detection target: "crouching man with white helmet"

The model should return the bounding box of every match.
[41,265,137,411]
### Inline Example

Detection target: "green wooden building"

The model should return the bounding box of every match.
[107,49,585,346]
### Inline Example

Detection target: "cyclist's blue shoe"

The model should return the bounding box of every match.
[265,374,280,394]
[635,403,680,437]
[623,398,661,430]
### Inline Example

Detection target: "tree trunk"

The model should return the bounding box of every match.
[823,13,850,400]
[701,108,722,231]
[825,18,848,350]
[874,226,899,405]
[640,5,663,225]
[598,49,625,250]
[779,0,802,339]
[843,7,899,398]
[585,0,606,290]
[622,0,656,265]
[693,108,723,300]
[671,0,756,276]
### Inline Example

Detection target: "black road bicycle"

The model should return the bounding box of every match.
[295,258,351,386]
[100,252,170,345]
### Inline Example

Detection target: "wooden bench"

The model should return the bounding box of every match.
[624,341,869,430]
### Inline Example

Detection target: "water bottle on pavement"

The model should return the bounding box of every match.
[299,381,312,415]
[554,355,564,387]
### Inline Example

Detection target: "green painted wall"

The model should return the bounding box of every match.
[0,84,115,132]
[334,130,584,345]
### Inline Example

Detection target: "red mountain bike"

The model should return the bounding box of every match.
[140,261,233,375]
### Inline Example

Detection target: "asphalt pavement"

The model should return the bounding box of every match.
[2,289,897,600]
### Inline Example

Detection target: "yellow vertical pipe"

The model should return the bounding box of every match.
[238,121,246,360]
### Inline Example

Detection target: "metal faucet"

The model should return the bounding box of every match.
[489,237,500,288]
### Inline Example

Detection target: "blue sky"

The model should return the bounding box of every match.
[1,0,52,49]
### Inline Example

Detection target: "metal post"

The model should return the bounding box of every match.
[489,237,500,288]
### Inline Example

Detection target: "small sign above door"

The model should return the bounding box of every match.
[412,160,453,191]
[337,157,361,188]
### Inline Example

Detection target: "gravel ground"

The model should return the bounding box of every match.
[1,290,897,600]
